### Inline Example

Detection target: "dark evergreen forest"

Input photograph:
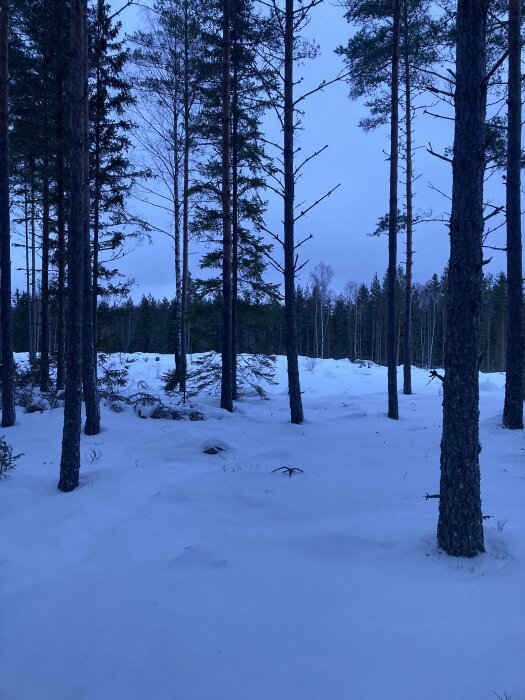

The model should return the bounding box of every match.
[10,268,512,372]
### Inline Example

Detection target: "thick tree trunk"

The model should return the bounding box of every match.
[92,0,103,364]
[81,0,100,436]
[437,0,487,557]
[387,0,400,419]
[220,0,233,412]
[502,0,523,429]
[402,0,412,396]
[59,0,85,491]
[284,0,303,424]
[0,0,15,428]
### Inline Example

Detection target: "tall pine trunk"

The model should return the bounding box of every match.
[284,0,303,424]
[59,0,85,491]
[55,83,66,391]
[24,185,32,360]
[173,104,182,384]
[220,0,233,412]
[92,2,103,367]
[387,0,400,419]
[40,152,51,392]
[402,0,412,396]
[231,27,239,401]
[56,159,66,391]
[502,0,523,429]
[180,0,190,395]
[437,0,487,557]
[0,0,15,428]
[30,179,37,363]
[81,0,100,436]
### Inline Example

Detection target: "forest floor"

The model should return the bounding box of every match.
[1,354,524,700]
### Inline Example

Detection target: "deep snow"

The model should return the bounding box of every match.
[1,355,523,700]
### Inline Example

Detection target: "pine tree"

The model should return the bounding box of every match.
[338,0,438,401]
[437,0,488,558]
[257,0,338,424]
[387,0,400,419]
[131,0,202,392]
[58,0,87,492]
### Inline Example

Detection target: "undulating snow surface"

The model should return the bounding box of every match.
[1,355,523,700]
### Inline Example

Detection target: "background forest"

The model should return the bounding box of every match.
[10,269,514,374]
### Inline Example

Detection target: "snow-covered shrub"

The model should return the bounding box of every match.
[150,405,205,421]
[135,398,161,419]
[13,361,40,409]
[0,436,22,479]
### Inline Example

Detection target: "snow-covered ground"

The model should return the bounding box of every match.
[1,354,523,700]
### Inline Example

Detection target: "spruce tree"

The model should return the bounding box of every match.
[89,0,136,357]
[192,0,274,400]
[83,0,100,436]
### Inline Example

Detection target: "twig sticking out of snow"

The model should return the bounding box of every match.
[272,466,304,477]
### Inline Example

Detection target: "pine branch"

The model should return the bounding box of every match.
[293,184,341,223]
[427,143,452,164]
[294,70,350,107]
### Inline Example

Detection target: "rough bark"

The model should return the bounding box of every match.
[284,0,303,425]
[0,0,15,428]
[81,0,100,436]
[231,24,239,401]
[387,0,400,419]
[437,0,487,557]
[59,0,85,491]
[220,0,233,412]
[92,2,102,366]
[502,0,523,429]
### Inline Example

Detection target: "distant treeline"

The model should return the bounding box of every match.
[10,268,512,373]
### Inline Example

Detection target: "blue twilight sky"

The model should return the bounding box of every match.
[10,0,513,301]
